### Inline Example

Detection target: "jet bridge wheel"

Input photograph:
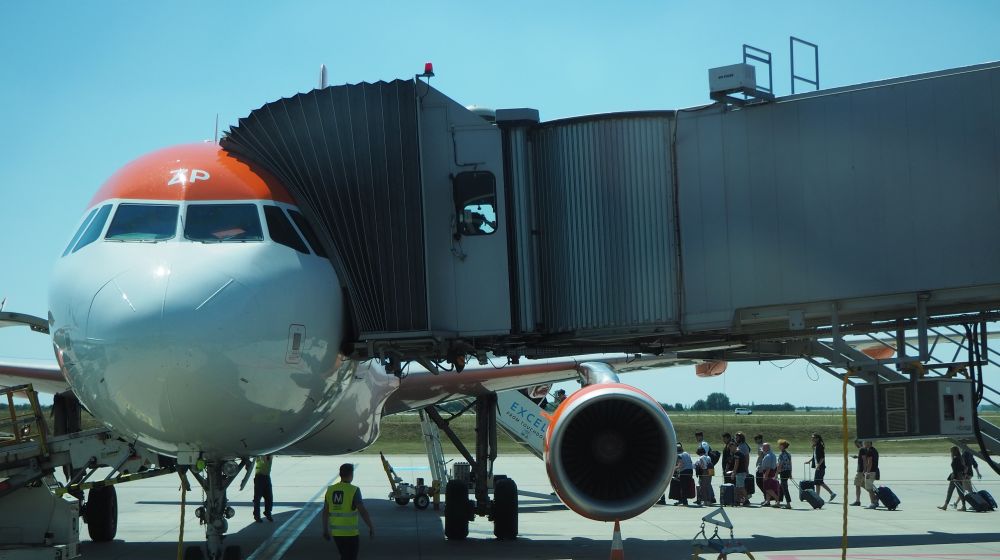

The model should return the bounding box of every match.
[85,486,118,542]
[492,478,518,540]
[444,480,471,540]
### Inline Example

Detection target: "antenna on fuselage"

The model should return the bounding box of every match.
[214,114,219,144]
[319,64,328,89]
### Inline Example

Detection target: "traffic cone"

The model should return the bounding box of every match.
[609,520,624,559]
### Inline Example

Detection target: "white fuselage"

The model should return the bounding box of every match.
[49,198,378,459]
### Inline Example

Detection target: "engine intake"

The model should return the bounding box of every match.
[544,383,676,521]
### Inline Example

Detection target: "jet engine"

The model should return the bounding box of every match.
[544,381,677,521]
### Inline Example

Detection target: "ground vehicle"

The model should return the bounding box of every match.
[734,408,753,415]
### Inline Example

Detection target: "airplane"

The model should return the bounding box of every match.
[0,142,692,560]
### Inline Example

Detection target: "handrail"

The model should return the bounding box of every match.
[0,384,49,457]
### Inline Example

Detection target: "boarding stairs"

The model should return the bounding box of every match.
[801,319,1000,474]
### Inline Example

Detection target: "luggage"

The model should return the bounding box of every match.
[720,483,736,506]
[964,488,991,512]
[875,485,900,511]
[801,489,825,509]
[763,478,780,497]
[668,477,682,500]
[978,490,997,511]
[799,480,816,501]
[684,475,697,499]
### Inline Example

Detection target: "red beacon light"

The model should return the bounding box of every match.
[421,62,435,78]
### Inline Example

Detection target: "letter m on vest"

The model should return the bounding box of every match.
[326,483,359,537]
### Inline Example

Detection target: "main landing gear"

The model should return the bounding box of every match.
[426,394,519,541]
[184,459,248,560]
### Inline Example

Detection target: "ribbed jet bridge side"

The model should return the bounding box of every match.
[673,62,1000,335]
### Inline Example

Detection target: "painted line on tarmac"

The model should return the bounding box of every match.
[247,473,340,560]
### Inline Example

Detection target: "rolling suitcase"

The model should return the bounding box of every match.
[720,483,736,506]
[801,488,824,509]
[799,465,817,501]
[977,489,997,511]
[875,485,900,510]
[964,489,991,512]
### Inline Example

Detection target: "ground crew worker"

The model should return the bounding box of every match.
[323,463,374,560]
[253,454,273,522]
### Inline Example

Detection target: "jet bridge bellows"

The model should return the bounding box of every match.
[223,63,1000,362]
[222,80,428,334]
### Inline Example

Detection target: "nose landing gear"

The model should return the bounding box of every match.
[184,459,248,560]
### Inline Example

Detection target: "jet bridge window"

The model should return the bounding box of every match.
[106,204,179,242]
[453,171,498,236]
[69,204,112,254]
[263,205,309,254]
[184,204,263,242]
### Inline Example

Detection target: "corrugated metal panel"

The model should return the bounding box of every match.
[530,113,680,334]
[222,80,428,335]
[503,126,539,332]
[677,63,1000,332]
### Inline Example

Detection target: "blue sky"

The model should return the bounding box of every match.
[2,1,999,407]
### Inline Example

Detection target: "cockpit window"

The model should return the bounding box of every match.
[184,204,263,242]
[63,206,100,256]
[287,209,329,259]
[106,204,179,242]
[263,205,309,254]
[72,204,114,253]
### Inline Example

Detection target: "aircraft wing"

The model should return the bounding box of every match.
[383,352,707,414]
[0,359,68,394]
[0,310,67,393]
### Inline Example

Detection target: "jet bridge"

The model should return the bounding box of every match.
[221,61,1000,365]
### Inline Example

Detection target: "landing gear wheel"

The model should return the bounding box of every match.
[492,478,518,540]
[395,496,410,506]
[85,486,118,542]
[444,480,470,540]
[183,546,205,560]
[223,544,242,560]
[414,493,430,510]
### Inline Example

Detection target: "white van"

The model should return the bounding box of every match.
[734,407,753,415]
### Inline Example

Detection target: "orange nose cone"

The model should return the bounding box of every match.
[89,143,294,206]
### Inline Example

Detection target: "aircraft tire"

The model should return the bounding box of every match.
[85,486,118,542]
[414,493,430,510]
[492,478,518,540]
[394,496,410,506]
[444,480,470,540]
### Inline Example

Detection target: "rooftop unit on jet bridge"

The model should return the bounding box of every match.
[221,62,1000,366]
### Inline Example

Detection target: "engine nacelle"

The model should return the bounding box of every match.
[544,382,677,521]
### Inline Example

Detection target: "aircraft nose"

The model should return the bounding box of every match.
[86,265,172,340]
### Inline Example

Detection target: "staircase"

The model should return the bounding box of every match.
[803,323,1000,474]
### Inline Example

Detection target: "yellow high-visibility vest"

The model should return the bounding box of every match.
[255,456,272,476]
[325,482,359,537]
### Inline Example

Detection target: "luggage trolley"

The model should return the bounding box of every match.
[690,507,755,559]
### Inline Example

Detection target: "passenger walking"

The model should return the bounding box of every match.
[850,440,867,506]
[754,434,766,498]
[671,444,696,506]
[694,447,716,505]
[940,446,969,511]
[777,439,793,509]
[252,454,274,522]
[952,448,982,508]
[805,434,836,502]
[863,441,880,509]
[696,431,712,455]
[323,463,375,560]
[729,440,750,506]
[735,433,754,499]
[721,433,734,485]
[760,443,780,507]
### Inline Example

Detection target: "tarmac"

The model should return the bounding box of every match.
[76,453,1000,560]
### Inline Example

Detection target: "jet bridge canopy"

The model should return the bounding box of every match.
[222,63,1000,364]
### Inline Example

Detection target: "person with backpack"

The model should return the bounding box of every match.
[694,447,716,505]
